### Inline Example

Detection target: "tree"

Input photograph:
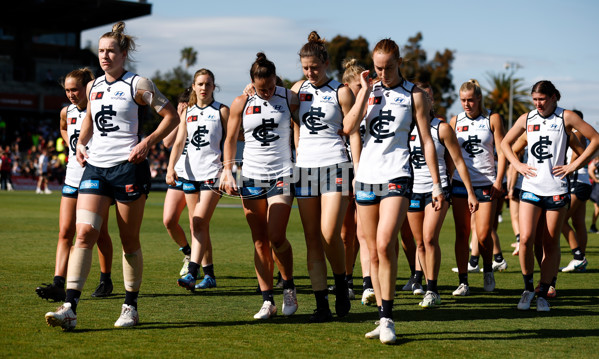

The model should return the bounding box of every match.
[180,47,197,69]
[483,72,532,128]
[143,47,196,134]
[400,32,455,119]
[326,32,455,118]
[326,35,373,82]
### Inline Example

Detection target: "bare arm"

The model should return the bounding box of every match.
[342,70,371,135]
[500,113,536,178]
[59,107,68,143]
[75,81,95,166]
[554,109,599,178]
[413,88,443,210]
[165,108,189,186]
[220,95,245,194]
[440,122,478,213]
[490,113,507,199]
[128,80,179,164]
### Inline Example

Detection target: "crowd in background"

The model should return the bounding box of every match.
[0,130,170,191]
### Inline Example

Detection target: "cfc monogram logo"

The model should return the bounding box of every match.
[94,105,119,136]
[69,129,80,156]
[302,106,328,134]
[462,135,483,157]
[191,125,210,149]
[531,136,553,163]
[410,146,426,169]
[252,118,280,146]
[370,109,395,143]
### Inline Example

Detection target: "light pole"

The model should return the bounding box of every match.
[504,62,521,129]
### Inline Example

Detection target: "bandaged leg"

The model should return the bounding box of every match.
[307,260,328,291]
[123,249,143,292]
[76,209,103,231]
[66,247,93,291]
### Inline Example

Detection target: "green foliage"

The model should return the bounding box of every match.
[327,35,373,82]
[143,47,197,134]
[484,72,533,127]
[326,32,455,119]
[1,191,598,357]
[180,47,198,69]
[400,32,455,119]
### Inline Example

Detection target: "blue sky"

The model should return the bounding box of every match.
[82,0,599,128]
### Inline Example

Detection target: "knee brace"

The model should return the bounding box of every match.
[66,247,93,291]
[76,209,103,231]
[123,249,143,292]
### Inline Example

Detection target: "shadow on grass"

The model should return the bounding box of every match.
[395,328,599,345]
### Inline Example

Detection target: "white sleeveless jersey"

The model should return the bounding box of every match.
[355,80,414,183]
[182,101,224,181]
[522,107,569,195]
[514,147,527,190]
[453,110,496,186]
[409,118,449,193]
[174,137,189,178]
[87,71,143,168]
[296,79,349,167]
[567,131,590,185]
[64,104,86,187]
[242,86,293,180]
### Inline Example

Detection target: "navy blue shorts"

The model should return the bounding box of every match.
[241,177,293,200]
[408,186,451,212]
[520,191,569,210]
[452,180,493,203]
[571,182,592,201]
[79,160,150,202]
[61,184,79,199]
[355,177,412,206]
[168,179,184,191]
[512,187,522,201]
[181,177,219,194]
[294,162,353,198]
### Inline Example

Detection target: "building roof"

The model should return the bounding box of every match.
[0,0,151,32]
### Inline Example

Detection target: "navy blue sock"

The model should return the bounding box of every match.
[523,274,534,292]
[572,247,584,260]
[516,234,520,242]
[188,262,200,279]
[381,299,393,319]
[414,270,424,284]
[282,278,295,290]
[180,245,191,256]
[469,255,479,267]
[538,282,550,299]
[551,276,557,287]
[409,265,416,277]
[203,264,215,278]
[334,272,348,293]
[458,273,468,285]
[483,261,493,273]
[363,276,373,289]
[100,272,111,283]
[65,289,81,314]
[345,274,354,289]
[494,253,504,263]
[427,279,438,294]
[53,276,65,288]
[314,290,329,310]
[124,290,139,309]
[262,290,275,306]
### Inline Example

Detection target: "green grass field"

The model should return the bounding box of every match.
[0,190,598,358]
